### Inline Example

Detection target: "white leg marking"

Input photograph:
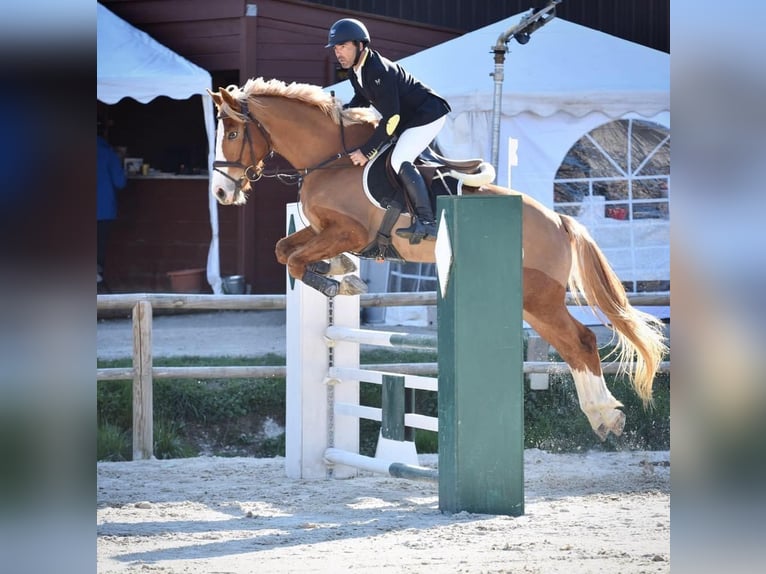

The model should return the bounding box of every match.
[570,368,625,439]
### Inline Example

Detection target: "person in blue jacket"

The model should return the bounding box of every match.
[97,122,126,285]
[327,18,451,244]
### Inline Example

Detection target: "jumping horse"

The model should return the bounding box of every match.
[208,78,667,441]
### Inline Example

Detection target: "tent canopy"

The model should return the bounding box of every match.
[96,3,221,293]
[97,3,212,104]
[328,14,669,119]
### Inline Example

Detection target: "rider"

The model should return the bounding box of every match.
[326,18,451,244]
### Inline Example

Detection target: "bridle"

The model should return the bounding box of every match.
[213,98,352,193]
[212,100,274,192]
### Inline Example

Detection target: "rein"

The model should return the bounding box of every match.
[215,99,352,191]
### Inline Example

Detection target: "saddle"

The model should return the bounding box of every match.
[357,144,496,261]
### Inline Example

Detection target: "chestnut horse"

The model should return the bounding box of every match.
[208,78,667,440]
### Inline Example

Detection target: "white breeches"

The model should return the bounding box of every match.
[390,115,446,173]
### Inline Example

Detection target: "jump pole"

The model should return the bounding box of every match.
[435,195,524,516]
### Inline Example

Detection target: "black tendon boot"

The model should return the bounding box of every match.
[395,162,437,244]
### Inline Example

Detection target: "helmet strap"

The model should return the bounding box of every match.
[352,43,366,67]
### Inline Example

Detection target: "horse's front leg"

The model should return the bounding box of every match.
[310,253,358,276]
[286,223,369,297]
[275,226,315,267]
[276,227,358,277]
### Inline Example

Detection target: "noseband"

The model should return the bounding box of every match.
[213,100,274,191]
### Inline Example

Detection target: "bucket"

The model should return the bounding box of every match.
[222,275,246,294]
[167,268,206,293]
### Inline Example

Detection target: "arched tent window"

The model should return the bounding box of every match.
[553,119,670,294]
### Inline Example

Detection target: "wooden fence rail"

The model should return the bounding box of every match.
[97,291,669,312]
[96,291,670,459]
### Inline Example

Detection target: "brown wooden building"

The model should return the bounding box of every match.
[98,0,668,294]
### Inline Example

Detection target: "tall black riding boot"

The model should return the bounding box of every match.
[395,161,437,244]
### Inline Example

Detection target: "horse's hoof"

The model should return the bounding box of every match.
[594,409,626,440]
[328,254,357,275]
[338,275,368,296]
[606,409,626,437]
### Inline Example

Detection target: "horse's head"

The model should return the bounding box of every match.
[208,87,273,205]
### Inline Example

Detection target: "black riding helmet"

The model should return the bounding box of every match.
[325,18,370,48]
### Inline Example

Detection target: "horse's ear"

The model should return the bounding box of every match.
[207,88,222,108]
[219,87,239,110]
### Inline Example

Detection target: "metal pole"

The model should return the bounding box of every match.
[489,0,561,176]
[489,48,506,174]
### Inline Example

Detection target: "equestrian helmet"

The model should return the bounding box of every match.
[325,18,370,48]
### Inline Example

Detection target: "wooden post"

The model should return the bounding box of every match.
[132,300,153,460]
[437,195,524,516]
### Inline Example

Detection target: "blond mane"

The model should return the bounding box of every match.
[220,77,377,127]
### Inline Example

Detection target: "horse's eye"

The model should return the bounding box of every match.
[227,131,238,140]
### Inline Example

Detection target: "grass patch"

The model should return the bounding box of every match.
[97,344,669,460]
[97,423,131,461]
[153,420,197,459]
[360,347,437,364]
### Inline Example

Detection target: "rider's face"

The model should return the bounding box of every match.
[333,41,359,70]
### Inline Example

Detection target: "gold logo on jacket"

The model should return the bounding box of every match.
[386,115,400,136]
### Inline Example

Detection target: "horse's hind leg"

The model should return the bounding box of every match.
[523,270,625,440]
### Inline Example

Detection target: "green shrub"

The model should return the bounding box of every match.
[154,419,196,459]
[98,380,132,429]
[415,429,438,453]
[255,433,285,458]
[97,423,131,461]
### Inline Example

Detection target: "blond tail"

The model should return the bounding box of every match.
[560,215,667,405]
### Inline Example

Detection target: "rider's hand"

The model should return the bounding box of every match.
[348,149,368,167]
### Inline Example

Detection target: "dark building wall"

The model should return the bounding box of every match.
[105,177,239,293]
[301,0,669,52]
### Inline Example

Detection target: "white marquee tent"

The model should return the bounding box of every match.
[329,13,669,323]
[96,3,222,293]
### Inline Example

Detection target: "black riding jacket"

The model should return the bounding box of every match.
[345,48,451,160]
